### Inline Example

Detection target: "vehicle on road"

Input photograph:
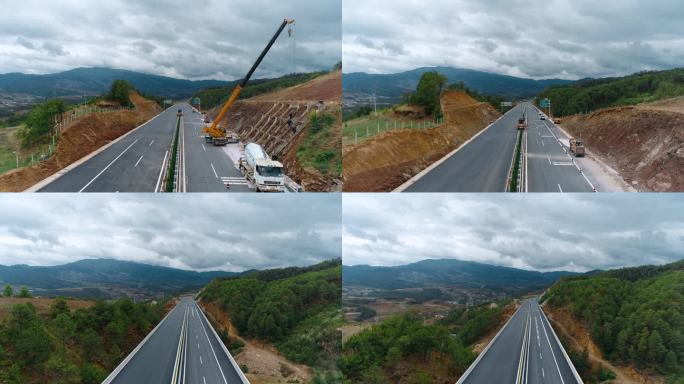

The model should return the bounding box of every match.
[517,117,527,130]
[540,115,546,120]
[239,143,285,192]
[203,18,295,146]
[569,138,586,157]
[177,109,183,117]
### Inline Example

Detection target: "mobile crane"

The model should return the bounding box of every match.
[203,18,296,146]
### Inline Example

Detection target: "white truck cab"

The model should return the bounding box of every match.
[242,143,285,192]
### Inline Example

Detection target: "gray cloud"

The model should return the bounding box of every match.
[0,194,341,272]
[343,0,684,79]
[343,194,684,272]
[0,0,340,80]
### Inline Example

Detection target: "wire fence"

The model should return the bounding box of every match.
[0,105,130,174]
[343,117,445,145]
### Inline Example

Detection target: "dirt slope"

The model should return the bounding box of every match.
[0,92,161,192]
[342,91,500,192]
[211,71,342,191]
[200,301,312,384]
[561,99,684,192]
[544,306,664,384]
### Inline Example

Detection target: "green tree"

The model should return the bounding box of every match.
[410,71,448,117]
[45,353,80,384]
[17,287,31,298]
[53,313,76,350]
[80,363,107,384]
[51,297,70,318]
[19,99,66,147]
[3,284,13,297]
[109,79,133,107]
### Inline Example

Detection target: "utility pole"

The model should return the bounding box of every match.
[373,94,377,115]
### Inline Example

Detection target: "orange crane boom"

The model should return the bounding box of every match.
[203,18,295,145]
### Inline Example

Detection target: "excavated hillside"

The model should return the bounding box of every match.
[211,71,342,191]
[561,97,684,192]
[0,92,160,192]
[343,91,500,192]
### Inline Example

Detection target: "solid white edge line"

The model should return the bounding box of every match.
[456,302,525,384]
[155,150,169,193]
[210,163,219,179]
[539,306,565,384]
[78,139,139,192]
[102,300,180,384]
[196,304,228,384]
[196,302,250,384]
[135,155,144,168]
[540,305,584,383]
[394,104,519,192]
[25,105,168,192]
[181,115,187,193]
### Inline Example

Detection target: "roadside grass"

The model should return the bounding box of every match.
[342,110,442,145]
[0,125,52,175]
[297,110,341,176]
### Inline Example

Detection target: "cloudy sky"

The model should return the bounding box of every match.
[0,0,341,80]
[0,195,340,272]
[343,194,684,272]
[343,0,684,79]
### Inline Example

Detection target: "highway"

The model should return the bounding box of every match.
[524,103,595,192]
[457,299,581,384]
[180,104,251,192]
[34,103,251,192]
[105,297,248,384]
[399,102,602,192]
[402,104,522,192]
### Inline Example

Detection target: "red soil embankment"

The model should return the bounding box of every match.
[342,91,500,192]
[561,98,684,192]
[0,92,161,192]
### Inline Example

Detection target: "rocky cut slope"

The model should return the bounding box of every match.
[561,97,684,192]
[210,71,342,191]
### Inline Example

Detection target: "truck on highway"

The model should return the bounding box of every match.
[517,117,527,130]
[239,143,285,192]
[569,138,586,157]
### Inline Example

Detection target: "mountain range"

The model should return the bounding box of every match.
[343,258,579,292]
[0,67,226,99]
[343,66,572,104]
[0,258,237,299]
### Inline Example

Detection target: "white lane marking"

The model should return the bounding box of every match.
[540,353,543,359]
[202,144,206,152]
[541,140,545,147]
[542,368,545,378]
[79,139,139,192]
[553,162,574,166]
[540,312,565,384]
[558,184,563,193]
[196,303,228,384]
[155,150,169,193]
[198,343,200,350]
[134,155,143,168]
[200,356,203,365]
[149,140,154,147]
[547,154,551,165]
[210,163,219,179]
[203,377,206,384]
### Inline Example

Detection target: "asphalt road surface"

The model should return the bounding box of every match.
[458,299,581,384]
[404,104,522,192]
[525,103,595,192]
[181,104,251,192]
[37,103,251,192]
[108,297,245,384]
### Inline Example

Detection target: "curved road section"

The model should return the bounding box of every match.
[103,297,248,384]
[457,299,581,384]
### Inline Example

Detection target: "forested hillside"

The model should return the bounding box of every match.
[341,301,511,383]
[192,71,329,110]
[200,259,342,382]
[537,68,684,116]
[543,260,684,381]
[0,297,165,383]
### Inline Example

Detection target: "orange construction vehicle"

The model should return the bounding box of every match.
[203,18,295,146]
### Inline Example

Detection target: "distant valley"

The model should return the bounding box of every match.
[0,258,237,300]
